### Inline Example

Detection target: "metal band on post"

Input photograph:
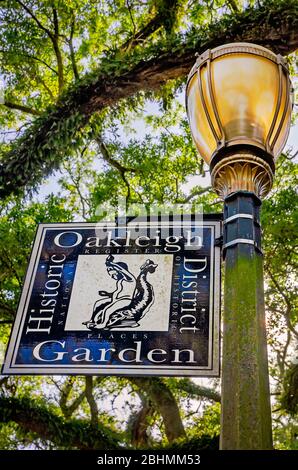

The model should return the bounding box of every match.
[222,191,263,259]
[222,239,263,255]
[223,213,255,224]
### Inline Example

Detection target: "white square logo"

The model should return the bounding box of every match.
[65,254,173,332]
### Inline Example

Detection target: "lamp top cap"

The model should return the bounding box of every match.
[187,42,289,83]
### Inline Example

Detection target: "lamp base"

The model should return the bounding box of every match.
[211,150,274,199]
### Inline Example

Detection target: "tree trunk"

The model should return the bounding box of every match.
[130,377,186,442]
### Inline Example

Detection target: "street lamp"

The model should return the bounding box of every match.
[186,43,293,450]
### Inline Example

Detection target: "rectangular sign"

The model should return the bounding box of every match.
[2,218,221,376]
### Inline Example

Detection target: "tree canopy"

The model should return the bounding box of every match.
[0,0,297,197]
[0,0,297,450]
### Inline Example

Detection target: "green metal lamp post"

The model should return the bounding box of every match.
[186,43,293,449]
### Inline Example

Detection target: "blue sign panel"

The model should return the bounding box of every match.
[2,218,221,376]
